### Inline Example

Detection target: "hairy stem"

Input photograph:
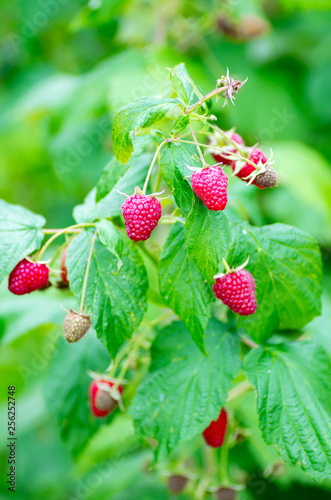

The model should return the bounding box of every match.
[142,140,167,194]
[79,230,98,314]
[185,85,230,115]
[189,125,207,167]
[38,223,95,261]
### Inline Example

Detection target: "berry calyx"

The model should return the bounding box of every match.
[211,131,245,165]
[89,379,123,418]
[60,247,69,286]
[213,269,257,316]
[231,147,270,189]
[8,259,49,295]
[122,193,162,241]
[203,408,228,448]
[63,309,91,343]
[191,166,228,211]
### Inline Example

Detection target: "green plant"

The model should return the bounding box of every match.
[0,64,329,497]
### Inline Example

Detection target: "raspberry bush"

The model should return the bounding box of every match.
[0,64,329,493]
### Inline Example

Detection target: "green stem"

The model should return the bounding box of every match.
[189,125,207,167]
[142,140,167,194]
[241,336,259,349]
[79,230,98,314]
[184,84,230,115]
[222,258,231,273]
[220,434,229,485]
[138,243,159,268]
[49,233,76,267]
[37,223,95,261]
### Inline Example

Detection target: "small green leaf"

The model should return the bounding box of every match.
[96,158,129,202]
[66,229,148,357]
[73,152,151,223]
[96,219,123,273]
[244,342,331,481]
[184,198,231,282]
[227,222,322,342]
[158,223,213,354]
[45,333,110,457]
[160,142,198,217]
[0,199,45,283]
[169,63,205,107]
[130,318,241,461]
[112,97,180,163]
[171,114,190,134]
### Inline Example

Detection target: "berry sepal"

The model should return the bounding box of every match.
[213,256,250,280]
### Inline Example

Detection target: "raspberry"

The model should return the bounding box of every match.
[191,167,228,211]
[89,379,123,418]
[231,148,267,189]
[8,259,49,295]
[60,247,69,286]
[212,132,245,165]
[63,309,91,343]
[203,408,228,448]
[122,194,162,241]
[213,269,257,316]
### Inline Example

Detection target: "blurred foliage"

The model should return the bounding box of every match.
[1,0,331,498]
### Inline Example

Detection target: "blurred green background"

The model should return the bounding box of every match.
[1,0,331,498]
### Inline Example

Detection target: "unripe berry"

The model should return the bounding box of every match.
[89,379,123,418]
[122,194,162,241]
[232,148,272,189]
[167,475,188,494]
[203,408,228,448]
[8,259,49,295]
[64,309,91,343]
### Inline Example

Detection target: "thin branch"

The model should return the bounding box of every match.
[79,230,98,314]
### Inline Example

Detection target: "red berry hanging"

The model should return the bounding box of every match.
[211,132,245,165]
[122,193,162,241]
[203,408,228,448]
[213,269,257,316]
[8,259,49,295]
[89,379,123,418]
[231,147,277,189]
[191,166,228,211]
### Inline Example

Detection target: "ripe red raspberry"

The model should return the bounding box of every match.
[213,269,257,316]
[231,148,267,189]
[8,259,49,295]
[212,132,245,165]
[61,247,69,286]
[203,408,228,448]
[191,167,228,211]
[89,379,123,418]
[122,194,162,241]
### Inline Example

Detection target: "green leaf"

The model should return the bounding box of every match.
[184,198,231,282]
[160,142,198,217]
[130,318,241,461]
[227,222,322,342]
[66,229,148,357]
[0,199,45,283]
[244,342,331,481]
[95,219,123,273]
[112,97,180,163]
[96,158,129,202]
[45,333,110,457]
[169,63,201,105]
[95,135,153,202]
[158,223,213,354]
[73,152,151,223]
